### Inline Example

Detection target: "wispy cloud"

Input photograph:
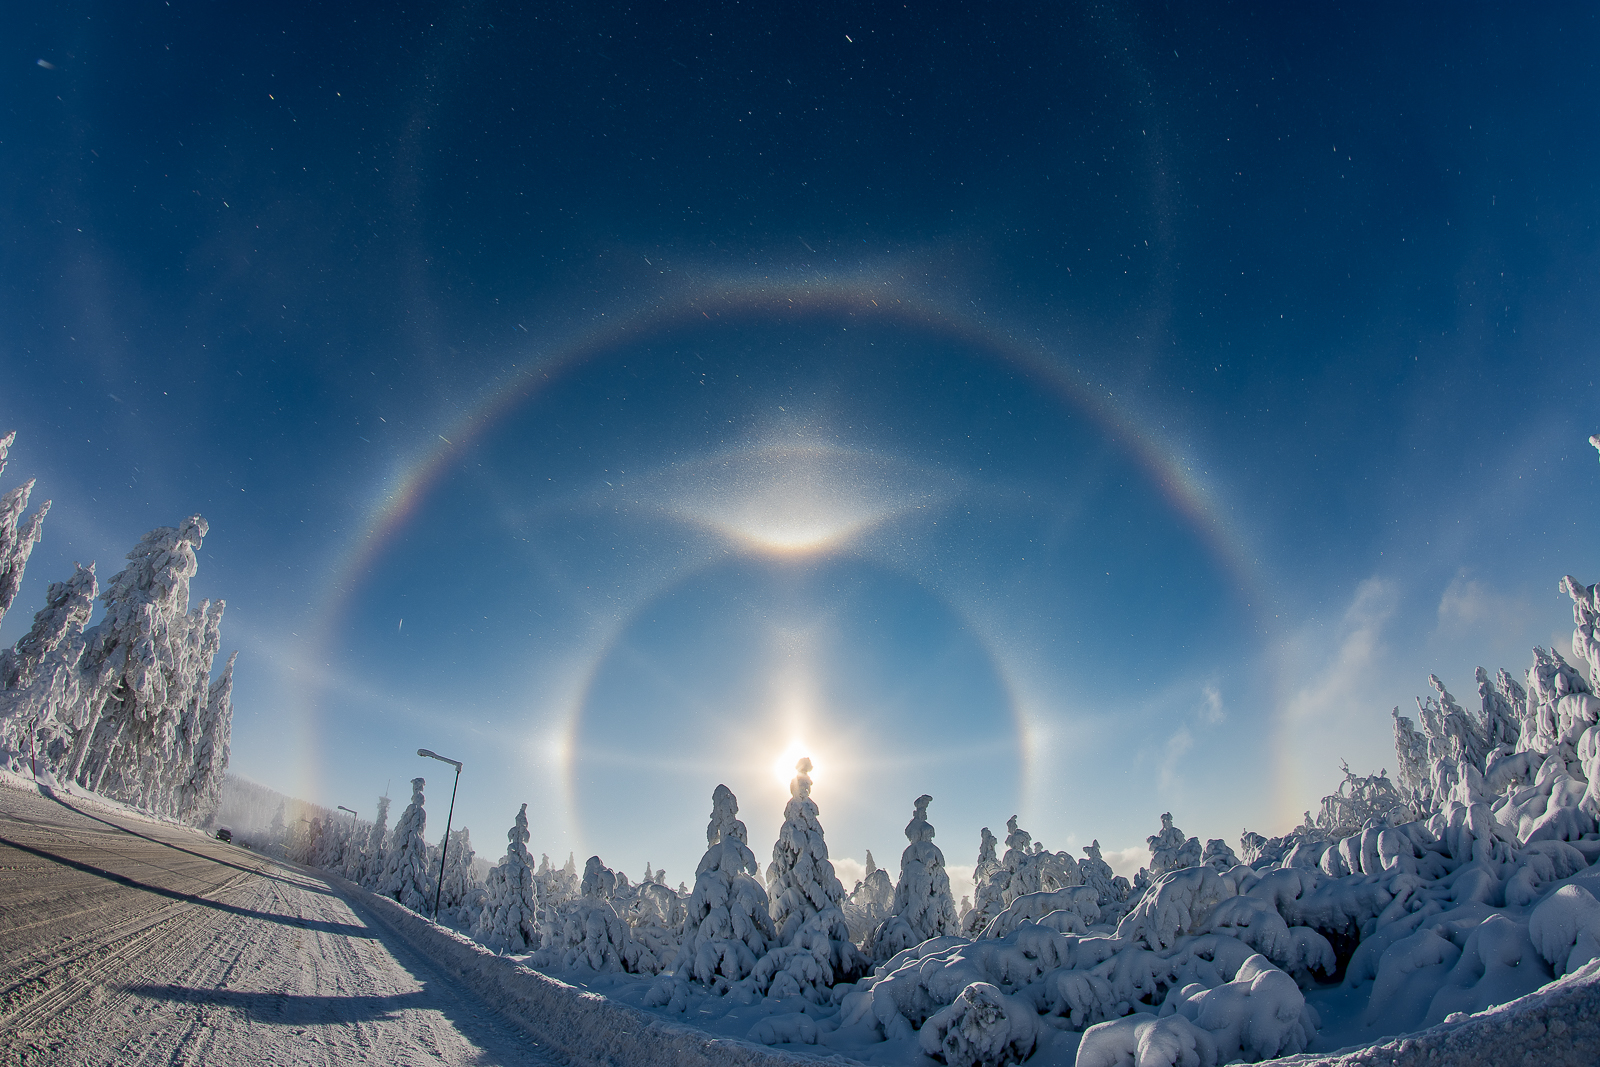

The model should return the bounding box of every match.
[1103,844,1148,880]
[1275,577,1399,827]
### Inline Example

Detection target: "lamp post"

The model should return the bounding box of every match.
[418,748,462,921]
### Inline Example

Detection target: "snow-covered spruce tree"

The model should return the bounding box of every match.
[965,815,1083,929]
[301,817,326,866]
[1477,665,1525,755]
[534,856,655,973]
[439,826,484,925]
[1077,839,1130,915]
[750,758,867,1000]
[357,794,391,887]
[0,562,96,771]
[1126,811,1204,897]
[533,850,579,924]
[997,815,1080,901]
[647,784,775,1007]
[866,794,958,962]
[0,431,52,632]
[267,802,287,855]
[178,649,234,823]
[961,826,1004,936]
[380,778,433,912]
[1143,812,1202,880]
[67,518,210,795]
[61,515,236,818]
[844,848,895,942]
[625,876,684,968]
[157,598,224,818]
[473,804,540,952]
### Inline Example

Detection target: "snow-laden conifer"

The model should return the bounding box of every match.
[380,778,432,911]
[473,804,540,952]
[648,784,774,1006]
[0,562,95,770]
[844,849,894,942]
[357,794,390,887]
[1143,812,1202,881]
[0,432,51,632]
[1077,839,1127,908]
[624,877,684,968]
[866,794,958,962]
[962,826,1004,936]
[765,757,850,943]
[750,758,867,999]
[438,825,483,924]
[534,856,654,973]
[179,649,234,823]
[67,516,209,796]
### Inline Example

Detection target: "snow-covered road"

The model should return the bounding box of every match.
[0,785,558,1066]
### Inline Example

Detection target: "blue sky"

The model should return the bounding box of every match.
[3,2,1598,890]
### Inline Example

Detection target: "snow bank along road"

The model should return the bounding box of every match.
[0,784,560,1066]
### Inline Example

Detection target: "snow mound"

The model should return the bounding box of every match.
[1159,952,1313,1061]
[1076,1013,1215,1067]
[918,981,1038,1067]
[1530,883,1600,977]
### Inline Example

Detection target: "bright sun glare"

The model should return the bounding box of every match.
[771,741,819,787]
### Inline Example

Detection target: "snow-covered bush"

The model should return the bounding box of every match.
[380,778,433,912]
[868,794,960,962]
[473,804,539,952]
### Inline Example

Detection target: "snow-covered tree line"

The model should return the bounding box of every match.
[0,432,236,824]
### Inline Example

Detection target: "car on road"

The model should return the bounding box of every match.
[215,827,232,843]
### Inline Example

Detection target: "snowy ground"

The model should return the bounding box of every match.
[0,778,558,1066]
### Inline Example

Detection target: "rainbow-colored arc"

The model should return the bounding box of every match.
[333,274,1259,615]
[292,270,1270,830]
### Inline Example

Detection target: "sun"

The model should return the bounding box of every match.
[772,741,820,787]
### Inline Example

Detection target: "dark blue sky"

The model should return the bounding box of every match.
[3,2,1598,886]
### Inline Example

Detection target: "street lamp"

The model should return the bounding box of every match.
[337,805,358,819]
[418,748,462,921]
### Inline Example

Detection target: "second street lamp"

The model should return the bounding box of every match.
[417,748,462,921]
